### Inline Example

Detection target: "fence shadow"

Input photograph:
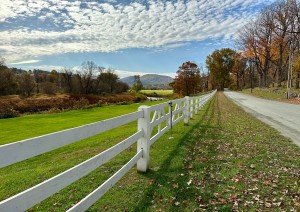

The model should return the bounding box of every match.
[133,95,221,211]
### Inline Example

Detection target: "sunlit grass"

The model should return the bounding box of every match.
[0,100,165,145]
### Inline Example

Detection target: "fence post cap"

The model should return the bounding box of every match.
[138,105,150,110]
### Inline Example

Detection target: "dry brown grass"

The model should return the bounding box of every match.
[0,93,147,118]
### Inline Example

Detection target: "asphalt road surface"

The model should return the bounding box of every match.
[224,91,300,147]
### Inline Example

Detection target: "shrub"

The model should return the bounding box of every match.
[71,98,90,110]
[0,102,20,119]
[41,82,57,95]
[48,107,62,113]
[0,92,148,118]
[134,93,147,103]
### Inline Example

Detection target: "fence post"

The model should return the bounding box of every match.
[184,96,189,126]
[190,98,193,119]
[198,96,202,109]
[201,95,205,108]
[137,106,151,172]
[195,98,199,114]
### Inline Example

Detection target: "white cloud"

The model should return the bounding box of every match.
[9,59,40,65]
[6,64,171,79]
[115,69,149,78]
[115,69,175,79]
[0,0,275,62]
[6,64,65,72]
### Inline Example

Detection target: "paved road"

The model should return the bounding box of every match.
[224,91,300,147]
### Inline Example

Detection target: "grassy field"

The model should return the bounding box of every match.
[0,100,165,145]
[140,90,173,97]
[1,93,300,211]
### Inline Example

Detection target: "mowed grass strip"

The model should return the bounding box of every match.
[173,92,300,211]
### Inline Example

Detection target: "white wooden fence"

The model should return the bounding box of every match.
[0,90,216,212]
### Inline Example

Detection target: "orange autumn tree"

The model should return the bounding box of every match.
[172,61,201,96]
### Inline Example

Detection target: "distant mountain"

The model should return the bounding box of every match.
[121,74,173,88]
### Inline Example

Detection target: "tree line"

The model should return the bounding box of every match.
[201,0,300,92]
[0,60,134,97]
[237,0,300,90]
[172,1,300,96]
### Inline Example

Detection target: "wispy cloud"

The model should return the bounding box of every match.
[9,59,41,65]
[10,64,65,72]
[7,64,172,79]
[0,0,275,62]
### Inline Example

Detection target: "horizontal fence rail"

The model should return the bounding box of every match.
[0,131,143,212]
[0,111,143,168]
[0,90,216,212]
[67,150,143,212]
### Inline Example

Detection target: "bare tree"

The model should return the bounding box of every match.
[97,69,119,94]
[61,68,74,93]
[17,72,36,97]
[238,8,275,88]
[0,57,5,66]
[77,61,98,94]
[272,1,291,86]
[0,65,17,95]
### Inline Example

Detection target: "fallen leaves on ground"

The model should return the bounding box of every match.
[144,93,300,211]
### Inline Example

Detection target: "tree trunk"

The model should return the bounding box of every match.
[296,72,300,89]
[264,73,268,88]
[236,73,239,89]
[277,45,283,87]
[259,73,264,88]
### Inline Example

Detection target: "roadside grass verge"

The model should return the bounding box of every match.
[173,92,300,211]
[241,87,300,104]
[241,88,286,100]
[1,93,299,211]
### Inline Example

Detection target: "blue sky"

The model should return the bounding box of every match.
[0,0,273,78]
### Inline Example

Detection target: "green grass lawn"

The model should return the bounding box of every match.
[1,93,299,211]
[0,100,166,145]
